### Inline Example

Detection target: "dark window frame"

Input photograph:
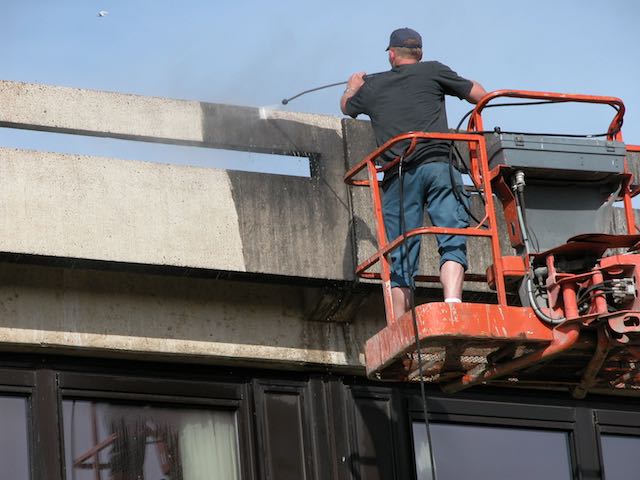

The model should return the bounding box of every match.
[4,355,640,480]
[345,385,414,480]
[58,370,256,480]
[594,407,640,479]
[252,379,314,479]
[406,392,584,480]
[0,368,36,479]
[596,409,640,429]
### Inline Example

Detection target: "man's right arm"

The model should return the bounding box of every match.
[465,80,488,104]
[340,72,366,115]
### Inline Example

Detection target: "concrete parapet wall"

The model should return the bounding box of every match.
[0,80,352,280]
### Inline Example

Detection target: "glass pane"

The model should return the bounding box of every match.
[413,422,572,480]
[601,433,640,480]
[0,396,30,480]
[63,400,240,480]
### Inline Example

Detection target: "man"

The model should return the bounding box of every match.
[341,27,487,320]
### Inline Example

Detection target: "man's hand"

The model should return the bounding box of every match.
[347,72,366,92]
[340,72,366,114]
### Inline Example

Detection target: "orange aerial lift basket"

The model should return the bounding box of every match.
[344,90,640,398]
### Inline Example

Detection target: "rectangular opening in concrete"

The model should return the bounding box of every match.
[0,128,312,177]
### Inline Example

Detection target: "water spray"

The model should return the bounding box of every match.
[258,104,280,120]
[281,72,384,105]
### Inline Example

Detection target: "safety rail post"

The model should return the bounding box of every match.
[366,158,396,321]
[624,144,640,234]
[475,135,508,305]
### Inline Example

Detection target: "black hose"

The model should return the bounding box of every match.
[397,159,438,480]
[510,176,566,325]
[448,142,483,225]
[281,72,385,105]
[515,188,541,252]
[454,99,620,133]
[577,281,615,303]
[282,81,347,105]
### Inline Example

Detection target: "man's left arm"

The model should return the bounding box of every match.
[465,80,488,104]
[436,63,488,105]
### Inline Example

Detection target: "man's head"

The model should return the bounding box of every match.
[386,27,423,66]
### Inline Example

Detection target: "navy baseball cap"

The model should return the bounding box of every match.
[386,28,422,50]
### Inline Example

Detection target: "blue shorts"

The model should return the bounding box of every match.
[382,161,470,288]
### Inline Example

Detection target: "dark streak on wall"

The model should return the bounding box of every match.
[200,103,354,280]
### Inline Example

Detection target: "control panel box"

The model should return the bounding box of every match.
[486,133,625,182]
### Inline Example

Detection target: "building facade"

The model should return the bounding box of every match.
[0,80,638,479]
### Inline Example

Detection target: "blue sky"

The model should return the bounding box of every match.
[2,0,640,170]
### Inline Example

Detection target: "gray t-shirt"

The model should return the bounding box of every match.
[344,61,473,177]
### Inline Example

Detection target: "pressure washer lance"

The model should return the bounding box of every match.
[281,72,384,105]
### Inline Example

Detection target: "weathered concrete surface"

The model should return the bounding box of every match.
[0,262,381,370]
[0,147,247,272]
[0,80,205,143]
[0,80,342,151]
[0,145,354,280]
[218,110,352,279]
[0,80,353,280]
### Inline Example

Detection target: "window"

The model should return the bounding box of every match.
[412,422,572,480]
[63,400,240,480]
[0,396,30,479]
[600,434,640,480]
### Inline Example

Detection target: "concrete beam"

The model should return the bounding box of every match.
[0,80,204,144]
[0,80,340,153]
[0,262,381,371]
[0,146,356,280]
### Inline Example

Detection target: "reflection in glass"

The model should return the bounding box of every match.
[0,396,30,480]
[601,433,640,480]
[63,400,240,480]
[413,422,572,480]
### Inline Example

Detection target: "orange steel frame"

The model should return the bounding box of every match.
[627,143,640,232]
[344,89,638,327]
[345,131,505,322]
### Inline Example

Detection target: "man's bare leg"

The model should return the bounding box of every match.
[391,286,411,320]
[440,260,464,301]
[390,261,463,320]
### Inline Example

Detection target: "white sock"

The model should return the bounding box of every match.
[444,297,461,303]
